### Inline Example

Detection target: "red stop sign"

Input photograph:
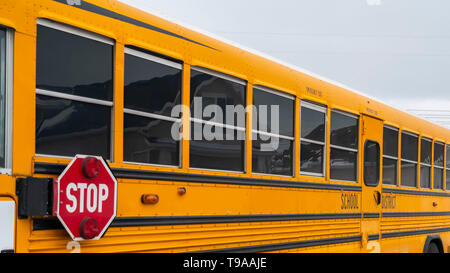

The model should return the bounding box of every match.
[53,155,118,241]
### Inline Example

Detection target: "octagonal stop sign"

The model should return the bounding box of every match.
[53,155,118,241]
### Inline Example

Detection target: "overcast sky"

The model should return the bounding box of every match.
[120,0,450,128]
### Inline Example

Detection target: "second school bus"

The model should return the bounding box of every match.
[0,0,449,253]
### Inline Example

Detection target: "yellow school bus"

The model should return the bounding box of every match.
[0,0,449,253]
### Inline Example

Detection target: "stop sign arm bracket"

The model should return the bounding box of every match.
[16,177,54,219]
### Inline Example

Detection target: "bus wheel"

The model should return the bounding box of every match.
[426,242,440,253]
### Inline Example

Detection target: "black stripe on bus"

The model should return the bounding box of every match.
[32,210,450,231]
[194,235,363,253]
[198,227,450,253]
[52,0,217,51]
[382,211,450,218]
[196,226,450,253]
[383,187,450,197]
[34,162,363,192]
[363,213,380,218]
[381,227,450,239]
[33,213,362,231]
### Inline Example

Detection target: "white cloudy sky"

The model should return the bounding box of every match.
[119,0,450,128]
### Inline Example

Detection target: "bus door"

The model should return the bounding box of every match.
[360,114,383,252]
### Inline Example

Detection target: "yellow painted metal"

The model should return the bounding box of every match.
[0,0,448,253]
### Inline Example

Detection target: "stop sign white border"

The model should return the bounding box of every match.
[55,154,118,241]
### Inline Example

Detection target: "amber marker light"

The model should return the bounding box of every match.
[141,194,159,204]
[177,187,187,196]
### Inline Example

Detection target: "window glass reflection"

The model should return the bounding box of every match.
[383,127,398,158]
[331,112,358,149]
[124,114,179,166]
[253,88,294,137]
[420,166,431,188]
[124,54,182,117]
[36,95,111,158]
[300,142,324,174]
[401,161,417,187]
[401,133,418,162]
[36,25,113,101]
[301,107,325,142]
[383,158,397,185]
[421,139,432,165]
[253,134,293,176]
[330,148,357,181]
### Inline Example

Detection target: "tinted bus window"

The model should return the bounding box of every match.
[123,47,182,167]
[300,102,326,176]
[400,132,418,187]
[330,111,359,182]
[190,68,246,172]
[447,145,450,190]
[36,25,113,101]
[434,142,445,190]
[252,87,294,176]
[420,138,432,188]
[364,141,380,186]
[383,127,398,185]
[0,29,5,168]
[35,22,113,159]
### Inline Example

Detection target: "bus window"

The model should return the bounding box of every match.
[433,142,445,190]
[300,101,326,177]
[0,29,6,168]
[420,138,432,188]
[251,87,294,176]
[330,111,359,182]
[189,67,246,172]
[123,47,182,167]
[364,140,380,186]
[446,145,450,190]
[400,132,418,187]
[382,126,398,185]
[35,20,114,159]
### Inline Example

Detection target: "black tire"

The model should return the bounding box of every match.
[426,242,440,253]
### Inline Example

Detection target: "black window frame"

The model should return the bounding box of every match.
[189,66,247,173]
[251,85,295,177]
[329,110,359,183]
[433,141,445,190]
[35,19,114,160]
[364,140,380,187]
[299,101,327,177]
[123,46,183,168]
[382,126,399,186]
[447,144,450,191]
[0,27,12,172]
[420,137,432,189]
[400,131,419,188]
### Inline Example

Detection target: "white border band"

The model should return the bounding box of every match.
[191,66,246,86]
[125,47,182,70]
[37,18,114,45]
[36,89,114,107]
[253,85,295,101]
